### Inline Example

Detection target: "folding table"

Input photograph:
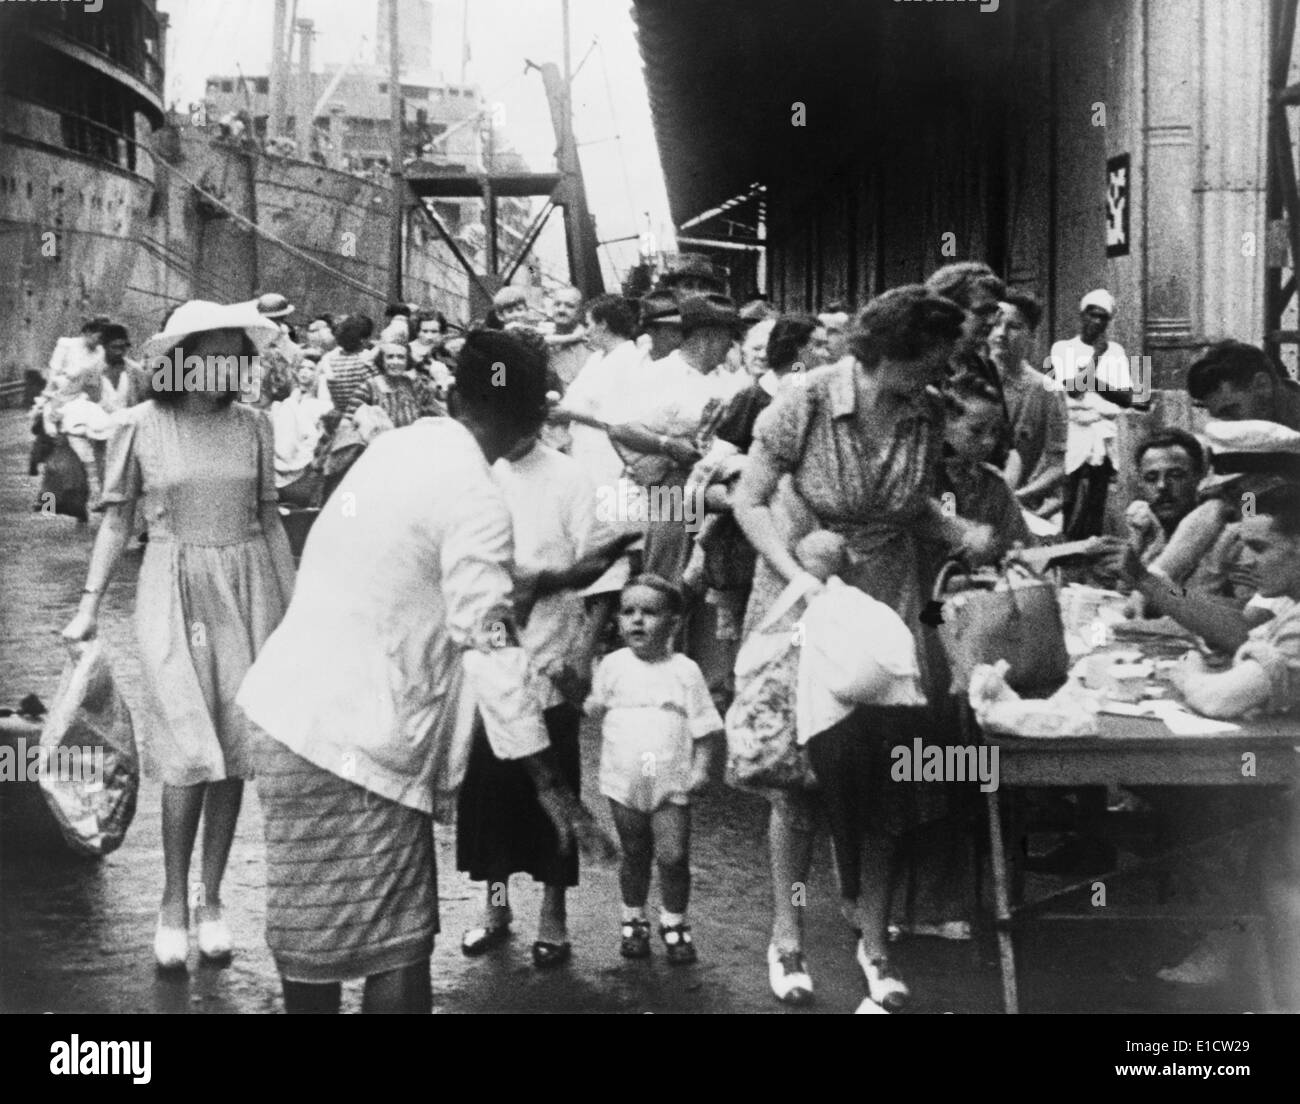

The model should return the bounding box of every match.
[979,715,1300,1013]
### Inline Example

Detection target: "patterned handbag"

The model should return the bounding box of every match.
[724,578,818,790]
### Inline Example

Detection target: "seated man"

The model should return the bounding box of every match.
[1148,341,1300,591]
[1100,429,1252,608]
[1126,483,1300,993]
[1155,484,1300,718]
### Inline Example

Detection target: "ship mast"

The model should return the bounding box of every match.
[268,0,290,141]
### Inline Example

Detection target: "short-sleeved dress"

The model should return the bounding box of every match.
[744,359,943,668]
[100,401,290,785]
[740,359,954,837]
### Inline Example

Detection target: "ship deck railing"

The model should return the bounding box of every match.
[2,95,155,181]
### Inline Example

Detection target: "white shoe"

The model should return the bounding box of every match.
[196,908,233,961]
[854,996,890,1014]
[767,944,814,1005]
[856,941,910,1011]
[154,916,188,970]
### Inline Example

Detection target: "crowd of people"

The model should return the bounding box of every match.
[28,250,1300,1013]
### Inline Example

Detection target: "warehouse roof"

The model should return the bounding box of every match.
[633,0,1022,230]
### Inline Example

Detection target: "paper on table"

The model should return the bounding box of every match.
[1098,701,1150,716]
[1098,699,1241,734]
[1147,700,1240,735]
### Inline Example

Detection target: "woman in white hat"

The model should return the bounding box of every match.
[62,300,296,971]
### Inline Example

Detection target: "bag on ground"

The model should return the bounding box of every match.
[39,640,139,857]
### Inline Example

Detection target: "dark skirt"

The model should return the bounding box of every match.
[805,702,969,902]
[254,732,439,984]
[455,703,581,887]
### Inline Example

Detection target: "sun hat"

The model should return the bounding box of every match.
[142,300,283,360]
[254,292,295,319]
[1079,289,1116,317]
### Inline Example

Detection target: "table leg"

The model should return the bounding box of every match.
[1245,916,1279,1013]
[987,787,1019,1014]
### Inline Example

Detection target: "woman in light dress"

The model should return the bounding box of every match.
[63,301,295,970]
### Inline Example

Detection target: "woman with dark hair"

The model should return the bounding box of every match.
[410,309,446,367]
[237,330,612,1013]
[318,314,377,412]
[62,301,295,971]
[925,261,1012,453]
[456,409,629,968]
[732,285,993,1012]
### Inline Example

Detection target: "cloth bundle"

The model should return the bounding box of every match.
[725,574,926,789]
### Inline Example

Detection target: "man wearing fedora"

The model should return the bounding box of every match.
[660,253,726,298]
[620,293,738,584]
[637,287,685,361]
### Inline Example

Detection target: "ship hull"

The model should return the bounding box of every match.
[0,133,154,401]
[1,124,469,404]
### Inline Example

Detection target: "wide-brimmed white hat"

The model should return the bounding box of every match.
[142,300,281,360]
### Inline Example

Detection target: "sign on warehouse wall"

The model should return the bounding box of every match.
[1106,153,1131,258]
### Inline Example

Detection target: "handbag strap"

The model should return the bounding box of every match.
[999,561,1052,623]
[756,574,818,635]
[931,558,969,603]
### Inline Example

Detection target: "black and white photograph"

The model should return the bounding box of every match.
[0,0,1297,1052]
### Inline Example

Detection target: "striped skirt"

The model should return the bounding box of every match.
[254,731,438,984]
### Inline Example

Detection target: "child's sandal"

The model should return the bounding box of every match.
[620,918,651,959]
[659,922,697,965]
